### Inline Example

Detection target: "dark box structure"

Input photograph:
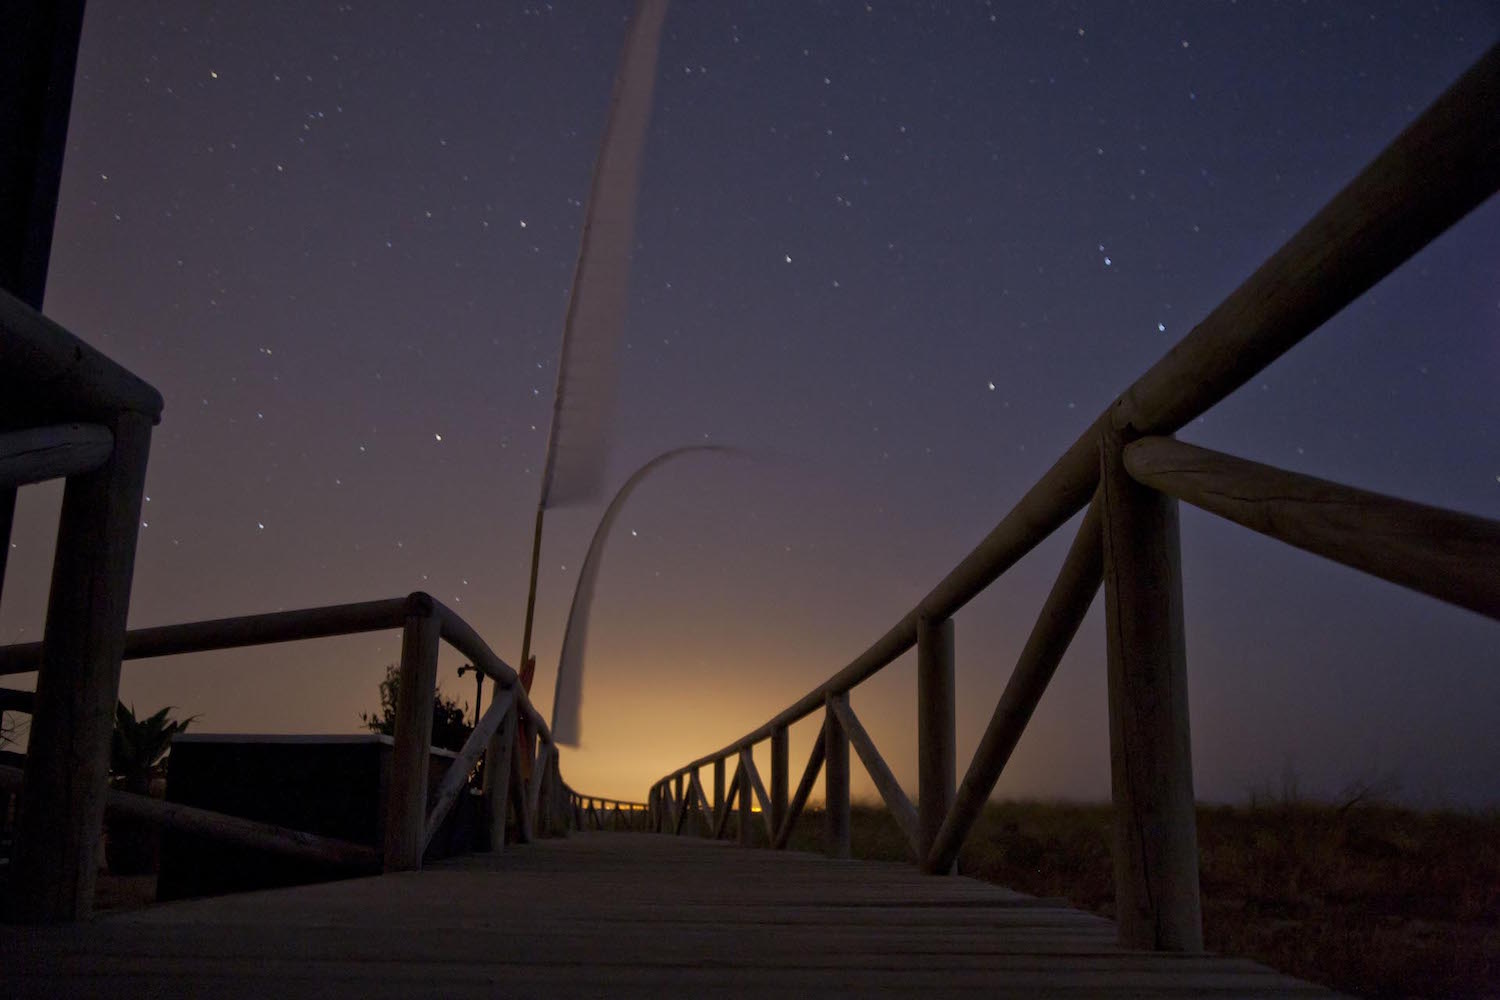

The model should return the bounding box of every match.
[157,734,479,901]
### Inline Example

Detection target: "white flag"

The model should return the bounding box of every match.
[539,0,669,509]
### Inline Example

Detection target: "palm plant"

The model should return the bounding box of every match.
[111,704,195,796]
[107,704,194,874]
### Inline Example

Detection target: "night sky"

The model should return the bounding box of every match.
[5,2,1498,806]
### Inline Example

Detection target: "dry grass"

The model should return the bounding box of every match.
[777,799,1500,999]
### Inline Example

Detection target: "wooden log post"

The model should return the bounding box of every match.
[0,488,14,614]
[551,764,563,834]
[1100,423,1202,951]
[712,756,725,823]
[917,614,956,874]
[770,726,789,842]
[383,596,442,872]
[484,699,518,851]
[824,692,851,860]
[509,719,533,845]
[672,773,685,834]
[7,411,152,923]
[737,755,754,847]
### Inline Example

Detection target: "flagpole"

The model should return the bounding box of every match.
[506,0,667,691]
[517,505,545,682]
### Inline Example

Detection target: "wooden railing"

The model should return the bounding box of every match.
[564,790,650,832]
[647,43,1500,952]
[1,286,163,923]
[0,590,582,917]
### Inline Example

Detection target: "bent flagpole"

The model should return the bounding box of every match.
[514,0,669,686]
[550,446,737,746]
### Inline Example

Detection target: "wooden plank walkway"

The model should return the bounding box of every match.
[1,833,1335,997]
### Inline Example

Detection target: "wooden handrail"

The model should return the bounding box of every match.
[0,766,379,871]
[0,596,414,675]
[648,43,1500,954]
[0,423,112,488]
[0,286,165,427]
[658,41,1500,780]
[1124,436,1500,622]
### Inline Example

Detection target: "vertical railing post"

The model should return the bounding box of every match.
[824,692,851,860]
[712,756,725,822]
[484,696,518,851]
[548,752,564,836]
[672,773,685,835]
[770,725,789,840]
[917,614,956,874]
[1100,423,1203,951]
[480,686,515,850]
[737,753,754,847]
[7,412,152,922]
[383,593,442,872]
[509,717,534,845]
[0,488,15,611]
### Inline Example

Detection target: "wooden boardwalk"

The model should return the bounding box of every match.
[2,833,1334,998]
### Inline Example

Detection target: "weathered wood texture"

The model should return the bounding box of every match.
[0,288,164,429]
[383,608,442,872]
[0,766,378,871]
[0,423,112,488]
[824,694,851,860]
[0,835,1334,998]
[483,700,518,852]
[917,615,955,873]
[0,487,14,609]
[7,412,152,922]
[0,596,413,675]
[770,726,789,838]
[1124,435,1500,621]
[1100,430,1202,951]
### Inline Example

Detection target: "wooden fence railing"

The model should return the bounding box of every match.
[1,285,163,923]
[0,590,584,919]
[564,790,650,832]
[646,42,1500,952]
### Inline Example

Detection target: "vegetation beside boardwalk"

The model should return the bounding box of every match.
[774,799,1499,999]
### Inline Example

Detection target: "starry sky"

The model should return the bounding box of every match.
[5,1,1498,806]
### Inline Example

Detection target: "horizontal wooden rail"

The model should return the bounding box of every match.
[0,423,112,488]
[0,286,165,427]
[0,765,379,871]
[0,591,561,876]
[656,40,1500,783]
[0,596,414,675]
[1124,436,1500,622]
[649,44,1500,953]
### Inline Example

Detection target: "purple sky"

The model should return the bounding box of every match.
[5,1,1498,805]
